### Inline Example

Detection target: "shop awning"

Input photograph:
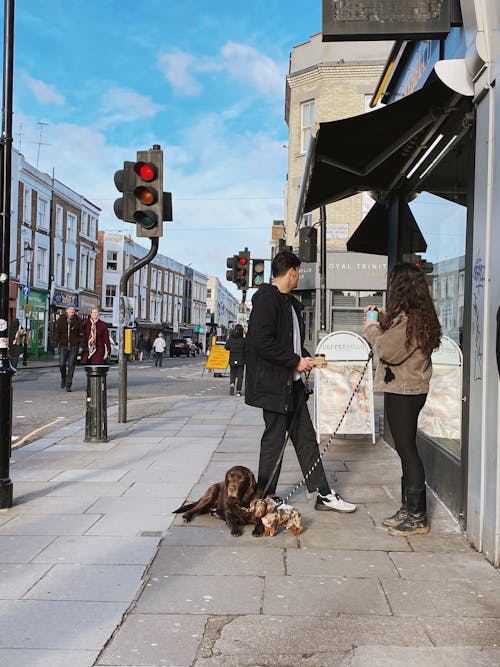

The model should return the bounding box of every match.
[347,201,427,255]
[297,79,459,221]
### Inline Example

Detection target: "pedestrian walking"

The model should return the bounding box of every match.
[8,317,25,369]
[53,303,84,392]
[81,308,111,365]
[152,332,166,367]
[225,324,246,396]
[145,336,153,359]
[364,262,441,536]
[136,333,147,362]
[245,250,356,512]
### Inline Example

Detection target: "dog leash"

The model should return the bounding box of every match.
[271,351,374,507]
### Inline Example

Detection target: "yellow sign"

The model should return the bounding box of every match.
[205,345,229,370]
[25,304,31,314]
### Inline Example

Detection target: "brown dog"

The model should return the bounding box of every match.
[250,498,303,537]
[172,465,263,537]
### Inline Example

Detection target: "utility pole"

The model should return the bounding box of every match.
[0,0,15,509]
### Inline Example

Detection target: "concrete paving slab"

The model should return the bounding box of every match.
[421,617,500,646]
[299,525,412,551]
[264,575,390,616]
[216,438,260,452]
[97,613,207,667]
[46,481,133,497]
[0,648,99,667]
[50,468,131,483]
[407,531,478,553]
[32,535,159,565]
[298,504,375,529]
[135,574,263,614]
[0,514,100,536]
[152,545,285,575]
[0,535,56,563]
[10,468,69,482]
[286,548,398,578]
[390,551,500,581]
[382,577,500,617]
[85,513,175,536]
[86,496,182,515]
[0,563,52,598]
[162,524,295,548]
[120,481,194,497]
[205,614,432,659]
[0,599,124,650]
[349,645,500,666]
[7,495,97,515]
[24,563,145,601]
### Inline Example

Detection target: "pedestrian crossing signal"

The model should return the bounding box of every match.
[251,259,265,287]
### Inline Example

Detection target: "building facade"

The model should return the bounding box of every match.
[206,276,240,341]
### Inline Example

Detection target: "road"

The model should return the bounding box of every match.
[11,355,231,447]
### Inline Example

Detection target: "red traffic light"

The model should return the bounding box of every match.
[238,257,248,266]
[135,162,156,182]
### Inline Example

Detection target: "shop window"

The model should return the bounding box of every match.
[410,192,467,459]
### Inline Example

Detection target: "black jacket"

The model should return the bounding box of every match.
[224,331,246,366]
[245,282,309,414]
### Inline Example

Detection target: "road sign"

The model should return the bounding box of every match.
[22,285,30,298]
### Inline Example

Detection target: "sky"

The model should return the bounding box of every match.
[8,0,321,293]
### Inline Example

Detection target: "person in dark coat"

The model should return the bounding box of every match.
[8,317,25,369]
[53,303,84,391]
[225,324,246,396]
[81,308,111,365]
[245,250,356,513]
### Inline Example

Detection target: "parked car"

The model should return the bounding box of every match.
[170,338,192,357]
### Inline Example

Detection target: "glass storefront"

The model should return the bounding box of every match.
[409,192,467,460]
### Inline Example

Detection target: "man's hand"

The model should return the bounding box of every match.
[296,356,315,373]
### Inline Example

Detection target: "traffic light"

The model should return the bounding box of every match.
[114,145,172,238]
[403,253,434,275]
[251,259,265,287]
[226,255,238,283]
[235,248,250,289]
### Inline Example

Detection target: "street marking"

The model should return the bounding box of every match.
[25,400,33,403]
[15,415,26,418]
[12,417,66,450]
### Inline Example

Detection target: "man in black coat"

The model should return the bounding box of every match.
[245,251,356,512]
[225,324,246,396]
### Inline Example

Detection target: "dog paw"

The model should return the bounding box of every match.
[231,527,243,537]
[252,525,265,537]
[182,515,193,523]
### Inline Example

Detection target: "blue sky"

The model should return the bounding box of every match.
[9,0,321,290]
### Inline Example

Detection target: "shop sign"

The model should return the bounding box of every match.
[322,0,451,41]
[19,288,47,312]
[78,293,99,314]
[326,252,387,290]
[52,291,79,308]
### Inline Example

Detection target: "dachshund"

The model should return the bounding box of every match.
[250,498,303,537]
[172,465,263,537]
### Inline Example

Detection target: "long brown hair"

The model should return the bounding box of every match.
[379,263,441,356]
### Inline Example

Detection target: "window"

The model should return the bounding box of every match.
[106,250,118,271]
[36,247,47,282]
[80,253,88,288]
[300,100,315,153]
[81,212,89,236]
[151,268,157,291]
[37,198,49,229]
[23,186,32,222]
[65,258,75,288]
[67,213,77,242]
[55,253,62,285]
[88,256,96,290]
[105,284,117,308]
[55,206,63,237]
[447,274,455,297]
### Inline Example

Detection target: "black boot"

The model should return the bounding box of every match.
[382,476,407,527]
[388,486,429,536]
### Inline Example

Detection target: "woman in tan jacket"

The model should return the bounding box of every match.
[364,263,441,536]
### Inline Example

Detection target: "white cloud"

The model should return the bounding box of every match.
[98,87,165,126]
[23,73,65,105]
[157,42,285,100]
[157,52,201,96]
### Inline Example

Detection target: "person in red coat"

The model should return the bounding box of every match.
[82,308,111,365]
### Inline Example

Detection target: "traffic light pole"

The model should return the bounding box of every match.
[118,238,159,423]
[0,0,15,509]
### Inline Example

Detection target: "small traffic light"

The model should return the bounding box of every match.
[251,259,265,287]
[226,255,238,283]
[114,145,172,238]
[235,248,250,289]
[416,258,434,274]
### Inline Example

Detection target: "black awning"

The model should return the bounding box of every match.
[302,80,458,214]
[347,201,427,256]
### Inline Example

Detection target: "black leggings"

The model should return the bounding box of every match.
[385,393,427,489]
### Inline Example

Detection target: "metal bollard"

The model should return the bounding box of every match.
[84,365,109,443]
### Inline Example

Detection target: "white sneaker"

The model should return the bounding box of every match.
[315,491,357,513]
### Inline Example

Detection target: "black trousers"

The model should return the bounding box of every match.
[229,365,244,391]
[59,346,78,388]
[385,393,427,489]
[259,380,330,495]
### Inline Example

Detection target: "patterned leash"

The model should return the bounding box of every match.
[278,350,374,506]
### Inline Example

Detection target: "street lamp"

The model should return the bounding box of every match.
[23,244,33,367]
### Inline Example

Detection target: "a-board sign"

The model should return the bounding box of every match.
[205,344,229,371]
[314,331,375,443]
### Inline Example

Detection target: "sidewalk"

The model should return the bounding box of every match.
[0,394,499,667]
